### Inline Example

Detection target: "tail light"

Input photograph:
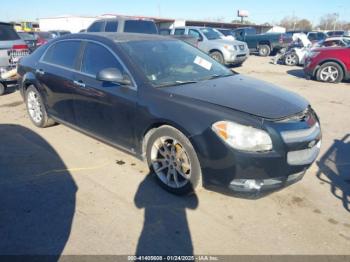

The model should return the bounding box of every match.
[37,37,48,46]
[12,44,29,50]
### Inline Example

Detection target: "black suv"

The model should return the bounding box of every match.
[87,17,158,34]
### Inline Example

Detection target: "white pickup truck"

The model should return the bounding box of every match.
[170,26,249,66]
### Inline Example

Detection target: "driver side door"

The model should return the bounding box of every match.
[71,41,138,151]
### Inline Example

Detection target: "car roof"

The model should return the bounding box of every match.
[57,32,176,43]
[0,22,12,26]
[94,16,154,22]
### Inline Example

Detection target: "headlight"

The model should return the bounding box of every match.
[224,45,236,51]
[212,121,273,152]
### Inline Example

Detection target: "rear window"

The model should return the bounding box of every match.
[0,24,20,41]
[43,41,81,69]
[124,20,158,34]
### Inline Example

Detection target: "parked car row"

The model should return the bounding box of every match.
[273,31,350,84]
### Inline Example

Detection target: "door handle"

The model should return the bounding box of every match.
[35,69,45,75]
[73,80,86,88]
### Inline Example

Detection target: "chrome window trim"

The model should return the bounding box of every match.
[39,38,138,90]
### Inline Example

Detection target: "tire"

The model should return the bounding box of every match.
[210,51,225,64]
[284,52,299,66]
[25,85,56,128]
[258,45,271,57]
[0,83,5,96]
[146,125,202,195]
[316,62,344,83]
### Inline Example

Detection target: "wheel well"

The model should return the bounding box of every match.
[318,60,346,76]
[23,82,34,92]
[209,49,223,54]
[141,122,192,159]
[258,42,271,48]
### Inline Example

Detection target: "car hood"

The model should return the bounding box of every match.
[164,74,309,119]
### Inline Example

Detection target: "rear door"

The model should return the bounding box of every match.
[37,40,82,124]
[72,41,137,149]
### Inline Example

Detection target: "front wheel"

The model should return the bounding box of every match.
[284,52,299,66]
[316,62,344,83]
[210,51,225,64]
[25,86,56,128]
[146,126,202,195]
[258,45,271,56]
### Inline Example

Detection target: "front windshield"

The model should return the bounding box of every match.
[200,28,222,40]
[120,40,233,87]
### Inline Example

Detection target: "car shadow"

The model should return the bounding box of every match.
[287,69,306,79]
[134,175,198,255]
[0,124,77,258]
[316,134,350,212]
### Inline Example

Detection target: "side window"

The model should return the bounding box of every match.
[105,21,118,32]
[317,33,325,40]
[174,29,185,35]
[188,29,202,41]
[159,29,170,35]
[43,41,81,69]
[87,21,104,32]
[81,42,123,77]
[308,33,316,41]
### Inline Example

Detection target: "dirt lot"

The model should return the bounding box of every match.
[0,56,349,255]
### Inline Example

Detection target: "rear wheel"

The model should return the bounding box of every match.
[210,51,225,64]
[284,52,299,66]
[25,85,56,128]
[0,83,5,96]
[146,126,202,195]
[258,45,271,56]
[316,62,344,83]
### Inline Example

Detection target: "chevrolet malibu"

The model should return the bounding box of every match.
[18,33,322,197]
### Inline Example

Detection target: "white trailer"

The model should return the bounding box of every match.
[39,16,97,33]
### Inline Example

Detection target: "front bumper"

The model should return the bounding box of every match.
[223,47,249,65]
[192,107,321,198]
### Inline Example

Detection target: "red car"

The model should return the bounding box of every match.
[304,46,350,83]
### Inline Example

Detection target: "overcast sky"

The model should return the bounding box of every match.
[1,0,349,25]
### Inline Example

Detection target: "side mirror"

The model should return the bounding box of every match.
[96,68,131,85]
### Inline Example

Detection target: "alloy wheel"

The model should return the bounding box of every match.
[150,136,192,189]
[319,66,339,82]
[285,53,298,66]
[27,91,43,123]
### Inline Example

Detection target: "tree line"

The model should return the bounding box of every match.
[279,13,350,31]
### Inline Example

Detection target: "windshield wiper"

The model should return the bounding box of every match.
[156,80,198,88]
[205,73,233,80]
